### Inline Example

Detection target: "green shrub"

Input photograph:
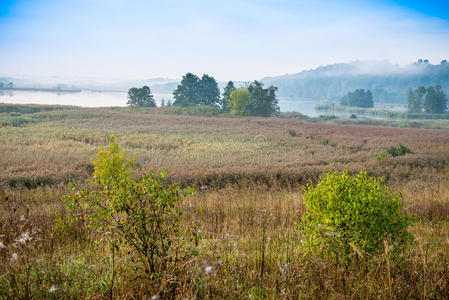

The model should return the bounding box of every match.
[297,170,412,265]
[387,144,413,157]
[64,136,195,275]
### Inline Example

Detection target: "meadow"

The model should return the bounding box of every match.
[1,105,449,298]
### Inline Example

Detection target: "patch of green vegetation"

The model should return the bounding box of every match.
[297,170,412,265]
[0,114,36,127]
[387,144,413,157]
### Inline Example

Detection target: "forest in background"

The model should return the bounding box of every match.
[262,60,449,103]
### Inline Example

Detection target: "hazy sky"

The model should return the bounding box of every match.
[0,0,448,81]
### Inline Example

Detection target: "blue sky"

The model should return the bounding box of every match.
[0,0,448,80]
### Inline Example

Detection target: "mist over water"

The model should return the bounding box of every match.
[0,90,324,116]
[0,90,171,108]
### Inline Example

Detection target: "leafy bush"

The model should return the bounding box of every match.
[297,170,412,265]
[65,136,195,275]
[387,144,413,157]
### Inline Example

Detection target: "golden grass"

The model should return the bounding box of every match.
[2,107,449,188]
[1,107,449,298]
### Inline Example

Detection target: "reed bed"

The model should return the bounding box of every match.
[0,107,448,298]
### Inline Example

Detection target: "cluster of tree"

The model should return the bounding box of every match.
[127,73,280,117]
[173,73,279,117]
[173,73,220,107]
[127,86,156,107]
[340,89,374,108]
[226,81,279,117]
[408,85,447,113]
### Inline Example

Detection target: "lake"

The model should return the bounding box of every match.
[0,90,405,118]
[0,90,324,116]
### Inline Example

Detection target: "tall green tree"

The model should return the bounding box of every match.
[198,74,220,106]
[408,86,426,113]
[173,73,200,107]
[247,81,279,117]
[415,86,426,112]
[424,85,447,113]
[173,73,220,107]
[127,86,156,107]
[221,81,236,112]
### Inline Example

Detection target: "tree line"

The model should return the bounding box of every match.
[338,86,448,115]
[408,85,447,113]
[127,73,279,117]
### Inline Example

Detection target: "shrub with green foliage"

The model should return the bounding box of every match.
[64,136,195,275]
[387,143,413,157]
[297,170,412,265]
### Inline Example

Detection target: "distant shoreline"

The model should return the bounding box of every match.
[316,103,449,120]
[0,87,81,93]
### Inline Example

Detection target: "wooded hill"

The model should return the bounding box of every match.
[261,60,449,103]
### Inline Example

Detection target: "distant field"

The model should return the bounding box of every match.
[1,104,449,298]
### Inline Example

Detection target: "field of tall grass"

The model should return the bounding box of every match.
[1,105,449,298]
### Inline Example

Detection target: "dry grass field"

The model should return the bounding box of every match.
[1,106,449,298]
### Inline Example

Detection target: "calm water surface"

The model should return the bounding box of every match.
[0,90,404,118]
